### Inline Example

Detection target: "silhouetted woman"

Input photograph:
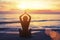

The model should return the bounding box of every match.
[19,12,31,37]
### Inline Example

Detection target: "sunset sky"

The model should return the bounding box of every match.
[0,0,60,11]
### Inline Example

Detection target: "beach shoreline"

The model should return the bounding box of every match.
[0,28,60,40]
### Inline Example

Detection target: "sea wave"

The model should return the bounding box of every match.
[0,20,60,24]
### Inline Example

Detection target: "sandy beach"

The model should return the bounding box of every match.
[0,28,60,40]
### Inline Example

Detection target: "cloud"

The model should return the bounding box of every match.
[0,1,18,11]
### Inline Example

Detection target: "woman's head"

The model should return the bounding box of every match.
[23,16,28,21]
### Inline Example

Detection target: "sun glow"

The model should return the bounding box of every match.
[0,0,60,11]
[17,1,52,10]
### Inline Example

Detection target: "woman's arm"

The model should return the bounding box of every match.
[19,13,25,22]
[26,14,31,22]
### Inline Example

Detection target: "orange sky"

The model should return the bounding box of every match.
[0,0,60,11]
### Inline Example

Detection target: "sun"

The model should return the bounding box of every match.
[17,3,29,10]
[17,1,51,10]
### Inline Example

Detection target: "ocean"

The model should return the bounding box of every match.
[0,13,60,29]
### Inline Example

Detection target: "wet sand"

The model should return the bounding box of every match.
[0,28,60,40]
